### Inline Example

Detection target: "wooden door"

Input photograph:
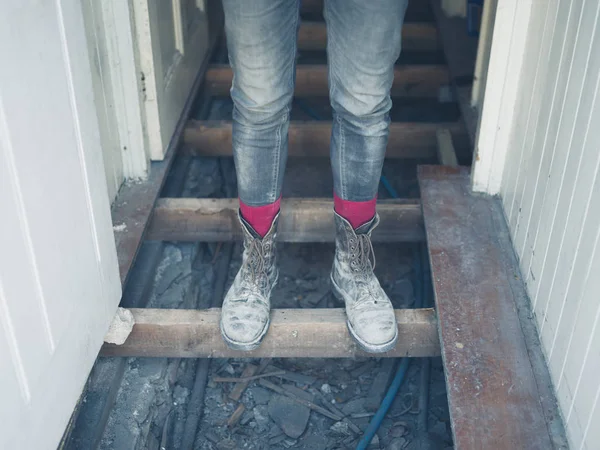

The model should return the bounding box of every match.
[134,0,210,160]
[0,1,122,448]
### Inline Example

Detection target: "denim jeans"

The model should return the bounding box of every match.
[223,0,408,205]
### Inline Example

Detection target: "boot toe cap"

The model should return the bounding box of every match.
[349,309,398,352]
[220,299,270,350]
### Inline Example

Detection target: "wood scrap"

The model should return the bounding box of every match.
[228,364,258,401]
[214,370,286,384]
[227,404,246,428]
[259,379,342,421]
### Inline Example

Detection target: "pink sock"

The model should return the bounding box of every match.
[239,198,281,238]
[334,193,377,229]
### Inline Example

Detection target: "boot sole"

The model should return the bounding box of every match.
[331,276,398,354]
[220,317,271,352]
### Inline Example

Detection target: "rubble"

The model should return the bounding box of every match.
[268,395,311,439]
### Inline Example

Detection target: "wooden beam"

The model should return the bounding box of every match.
[146,198,424,242]
[300,0,432,22]
[101,308,440,358]
[204,64,449,98]
[183,121,467,159]
[297,22,440,52]
[418,166,554,449]
[436,128,458,166]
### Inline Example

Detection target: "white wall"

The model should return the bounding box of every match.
[0,1,122,448]
[479,0,600,448]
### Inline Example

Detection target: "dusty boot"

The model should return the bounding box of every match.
[331,212,398,353]
[220,212,279,351]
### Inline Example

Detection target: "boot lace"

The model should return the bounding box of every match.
[239,238,272,295]
[349,233,376,276]
[348,234,381,309]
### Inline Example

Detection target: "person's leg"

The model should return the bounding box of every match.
[220,0,299,351]
[326,0,408,225]
[325,0,408,353]
[224,0,300,236]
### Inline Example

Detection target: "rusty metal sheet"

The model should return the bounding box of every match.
[418,166,553,450]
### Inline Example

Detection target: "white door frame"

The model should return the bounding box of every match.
[471,0,535,195]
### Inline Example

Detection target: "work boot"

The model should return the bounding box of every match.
[220,212,279,351]
[331,212,398,353]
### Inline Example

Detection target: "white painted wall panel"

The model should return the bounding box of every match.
[0,1,122,448]
[498,0,600,448]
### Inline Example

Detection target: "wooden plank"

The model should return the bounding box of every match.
[418,166,553,450]
[297,22,440,52]
[183,121,468,159]
[300,0,432,22]
[204,64,449,98]
[146,198,425,242]
[112,19,223,285]
[100,308,440,358]
[435,128,458,166]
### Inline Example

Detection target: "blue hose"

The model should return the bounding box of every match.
[356,358,411,449]
[356,245,424,449]
[380,174,399,199]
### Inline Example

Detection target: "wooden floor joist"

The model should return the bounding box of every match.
[297,22,440,51]
[146,198,424,242]
[101,308,440,358]
[183,121,467,159]
[204,64,449,98]
[419,166,555,449]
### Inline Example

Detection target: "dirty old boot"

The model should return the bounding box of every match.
[220,212,279,351]
[331,212,398,353]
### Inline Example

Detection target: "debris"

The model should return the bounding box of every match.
[172,386,189,406]
[365,359,398,411]
[404,432,447,450]
[252,405,271,430]
[343,417,363,435]
[351,412,375,419]
[248,386,271,405]
[104,308,134,345]
[214,370,285,384]
[227,404,246,428]
[320,383,333,395]
[221,363,236,376]
[240,409,253,426]
[275,369,318,386]
[430,421,447,438]
[335,384,357,403]
[369,433,380,448]
[343,436,357,447]
[216,438,237,450]
[259,379,342,421]
[228,364,258,401]
[390,423,408,437]
[205,430,220,444]
[269,434,287,446]
[351,361,377,378]
[303,291,329,306]
[281,383,314,402]
[282,438,299,448]
[268,394,310,439]
[310,387,346,418]
[387,437,407,450]
[341,398,366,416]
[330,421,351,436]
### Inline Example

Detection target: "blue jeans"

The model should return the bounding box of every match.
[223,0,408,205]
